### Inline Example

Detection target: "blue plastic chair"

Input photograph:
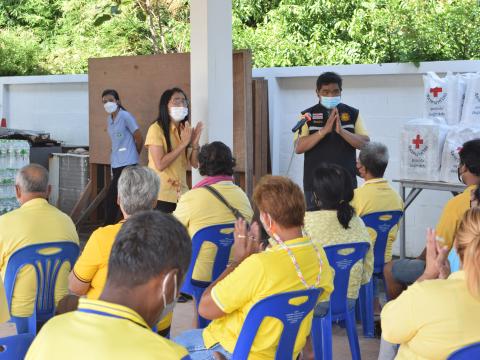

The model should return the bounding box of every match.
[311,242,370,360]
[4,241,79,335]
[232,289,322,360]
[0,333,35,359]
[447,248,461,273]
[180,224,235,328]
[447,342,480,359]
[358,211,403,337]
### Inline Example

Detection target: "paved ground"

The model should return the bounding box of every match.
[171,302,380,360]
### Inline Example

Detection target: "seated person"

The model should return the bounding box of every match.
[174,141,253,282]
[384,139,480,300]
[175,176,334,359]
[0,164,78,321]
[26,211,191,360]
[381,208,480,360]
[305,163,373,303]
[353,142,404,263]
[0,278,15,337]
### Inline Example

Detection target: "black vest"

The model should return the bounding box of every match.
[301,102,359,190]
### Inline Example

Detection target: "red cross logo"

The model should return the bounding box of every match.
[430,87,443,97]
[412,135,424,149]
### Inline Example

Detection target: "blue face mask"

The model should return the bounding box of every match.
[320,96,341,109]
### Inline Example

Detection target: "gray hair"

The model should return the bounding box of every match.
[16,164,49,193]
[359,142,389,178]
[117,166,160,215]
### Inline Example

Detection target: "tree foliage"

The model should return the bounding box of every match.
[0,0,479,75]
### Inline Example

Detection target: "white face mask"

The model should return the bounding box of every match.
[169,107,188,122]
[159,273,178,321]
[104,101,118,114]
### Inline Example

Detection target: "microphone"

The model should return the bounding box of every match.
[291,112,312,133]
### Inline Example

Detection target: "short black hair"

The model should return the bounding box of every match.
[460,139,480,176]
[316,72,343,91]
[359,142,389,178]
[107,211,191,288]
[198,141,236,176]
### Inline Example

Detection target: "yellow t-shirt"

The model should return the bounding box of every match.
[0,198,79,317]
[296,114,368,140]
[0,279,9,323]
[435,185,474,250]
[145,122,189,203]
[202,237,334,360]
[72,221,172,331]
[381,271,480,360]
[304,211,373,299]
[173,181,253,281]
[351,178,404,262]
[25,298,189,360]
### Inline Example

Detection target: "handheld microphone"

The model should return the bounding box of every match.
[291,112,312,133]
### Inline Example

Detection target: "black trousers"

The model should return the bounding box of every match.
[104,165,130,225]
[155,200,177,214]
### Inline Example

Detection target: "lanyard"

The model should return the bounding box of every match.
[271,236,323,290]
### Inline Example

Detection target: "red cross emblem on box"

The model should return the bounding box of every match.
[429,87,443,97]
[412,134,424,149]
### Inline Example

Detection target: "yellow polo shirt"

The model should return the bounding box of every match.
[381,271,480,360]
[145,122,189,203]
[72,221,172,331]
[351,178,404,262]
[0,198,79,317]
[202,237,334,360]
[435,185,474,250]
[173,181,253,281]
[26,298,189,360]
[0,279,9,323]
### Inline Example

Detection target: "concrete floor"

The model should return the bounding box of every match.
[170,302,380,360]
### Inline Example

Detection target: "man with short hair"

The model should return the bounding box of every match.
[26,211,192,359]
[352,142,404,263]
[0,164,79,318]
[384,139,480,300]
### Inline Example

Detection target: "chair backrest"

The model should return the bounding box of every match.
[361,211,403,273]
[4,241,79,334]
[447,248,461,273]
[232,288,322,360]
[323,242,370,316]
[447,342,480,359]
[0,333,35,359]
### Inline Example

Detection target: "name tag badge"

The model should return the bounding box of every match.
[118,148,127,152]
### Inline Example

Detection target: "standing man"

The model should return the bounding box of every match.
[295,72,370,209]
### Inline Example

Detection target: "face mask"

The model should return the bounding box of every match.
[320,96,341,109]
[159,273,178,321]
[104,101,118,114]
[169,107,188,122]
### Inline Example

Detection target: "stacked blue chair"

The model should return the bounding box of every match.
[232,289,322,360]
[180,224,235,328]
[358,211,403,337]
[0,333,35,359]
[4,241,80,335]
[447,342,480,360]
[311,242,371,360]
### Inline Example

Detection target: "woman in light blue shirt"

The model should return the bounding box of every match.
[102,89,143,225]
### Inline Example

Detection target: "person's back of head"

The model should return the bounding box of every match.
[358,142,389,179]
[459,139,480,185]
[455,207,480,299]
[117,166,160,216]
[312,164,355,229]
[198,141,236,177]
[15,164,50,204]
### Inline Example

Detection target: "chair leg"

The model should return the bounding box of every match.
[345,309,362,360]
[311,310,332,360]
[360,280,375,338]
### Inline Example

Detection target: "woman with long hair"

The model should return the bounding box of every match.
[145,88,203,213]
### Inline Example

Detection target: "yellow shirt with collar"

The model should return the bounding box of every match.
[304,211,373,299]
[145,121,189,203]
[173,181,254,281]
[0,198,79,317]
[381,271,480,360]
[202,237,334,360]
[25,298,189,360]
[72,221,172,331]
[351,178,404,262]
[435,185,474,250]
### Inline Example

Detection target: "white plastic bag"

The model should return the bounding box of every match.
[440,125,480,183]
[460,73,480,125]
[400,118,449,181]
[423,72,465,125]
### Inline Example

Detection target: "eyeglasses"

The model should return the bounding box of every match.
[170,98,189,107]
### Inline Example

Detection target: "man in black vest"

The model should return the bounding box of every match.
[295,72,370,209]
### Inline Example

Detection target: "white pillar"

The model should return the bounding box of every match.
[190,0,233,151]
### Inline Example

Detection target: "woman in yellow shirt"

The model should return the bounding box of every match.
[381,208,480,360]
[145,88,203,213]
